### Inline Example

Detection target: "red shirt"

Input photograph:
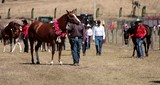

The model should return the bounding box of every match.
[134,25,146,38]
[22,25,29,38]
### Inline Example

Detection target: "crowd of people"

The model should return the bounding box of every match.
[5,17,160,66]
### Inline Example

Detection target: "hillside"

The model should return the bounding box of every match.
[0,0,160,19]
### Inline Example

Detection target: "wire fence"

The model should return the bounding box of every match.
[104,18,160,50]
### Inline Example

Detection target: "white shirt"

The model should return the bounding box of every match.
[92,25,105,40]
[87,28,93,36]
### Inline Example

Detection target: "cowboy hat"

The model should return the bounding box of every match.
[22,19,28,24]
[136,18,142,22]
[86,24,91,28]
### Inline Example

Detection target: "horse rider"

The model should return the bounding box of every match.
[132,18,146,58]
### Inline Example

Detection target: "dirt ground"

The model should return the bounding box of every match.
[0,38,160,85]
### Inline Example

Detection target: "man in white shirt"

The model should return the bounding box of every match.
[86,24,93,49]
[92,20,105,56]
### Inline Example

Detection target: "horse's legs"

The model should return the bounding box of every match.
[58,43,63,65]
[132,45,136,57]
[12,42,17,52]
[18,41,22,52]
[3,39,6,52]
[35,41,42,64]
[30,40,35,64]
[143,40,147,56]
[50,41,55,65]
[146,37,151,56]
[47,43,51,52]
[10,38,12,52]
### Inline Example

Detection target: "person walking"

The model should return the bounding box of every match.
[82,25,89,56]
[22,19,29,53]
[66,22,85,66]
[92,20,105,56]
[86,24,93,49]
[134,18,146,58]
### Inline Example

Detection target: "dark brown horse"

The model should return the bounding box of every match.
[123,24,152,57]
[124,25,152,56]
[28,10,80,64]
[1,21,21,52]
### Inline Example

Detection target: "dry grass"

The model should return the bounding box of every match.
[0,37,160,85]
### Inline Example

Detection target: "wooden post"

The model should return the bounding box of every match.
[7,8,11,19]
[31,8,34,19]
[119,7,122,18]
[54,8,57,19]
[159,35,160,50]
[151,29,154,49]
[96,8,100,19]
[74,8,77,15]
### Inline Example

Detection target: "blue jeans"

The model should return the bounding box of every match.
[86,36,91,49]
[70,37,82,64]
[82,40,87,55]
[136,38,144,57]
[95,36,103,55]
[22,34,28,52]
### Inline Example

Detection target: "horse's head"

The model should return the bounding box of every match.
[7,21,21,38]
[66,10,80,25]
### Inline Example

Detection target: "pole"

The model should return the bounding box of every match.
[93,0,96,20]
[138,0,140,18]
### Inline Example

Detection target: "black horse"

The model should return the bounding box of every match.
[123,24,152,57]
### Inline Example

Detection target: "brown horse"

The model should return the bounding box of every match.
[1,21,21,52]
[28,10,80,64]
[123,24,152,57]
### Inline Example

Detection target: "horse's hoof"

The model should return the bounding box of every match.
[50,61,54,65]
[59,61,63,65]
[36,62,40,64]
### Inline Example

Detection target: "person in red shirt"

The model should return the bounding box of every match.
[134,18,146,58]
[22,19,29,53]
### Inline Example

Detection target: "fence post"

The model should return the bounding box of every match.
[74,8,77,15]
[119,7,122,18]
[96,8,100,19]
[159,35,160,50]
[158,30,160,50]
[142,6,146,17]
[7,8,11,19]
[54,8,57,19]
[31,8,34,19]
[151,29,154,49]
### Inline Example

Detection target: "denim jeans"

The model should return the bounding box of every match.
[70,37,82,64]
[82,40,87,55]
[22,34,29,52]
[95,36,103,55]
[86,36,92,49]
[136,38,144,57]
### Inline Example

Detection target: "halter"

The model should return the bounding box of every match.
[54,19,66,37]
